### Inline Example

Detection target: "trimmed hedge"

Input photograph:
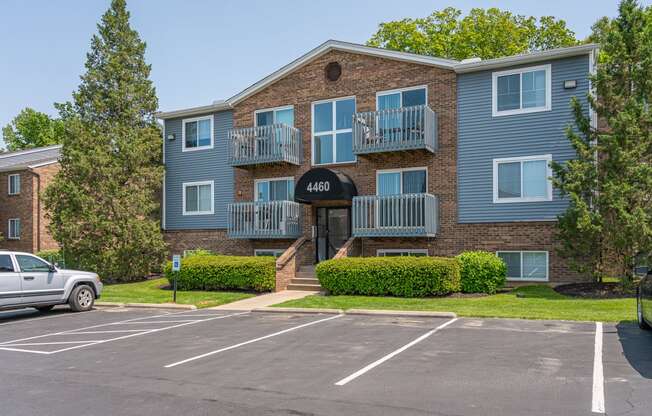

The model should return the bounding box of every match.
[456,251,507,294]
[164,255,275,292]
[316,257,461,297]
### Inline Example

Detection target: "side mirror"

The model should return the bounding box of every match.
[48,264,57,273]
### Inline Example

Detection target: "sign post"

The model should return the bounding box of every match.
[171,254,181,303]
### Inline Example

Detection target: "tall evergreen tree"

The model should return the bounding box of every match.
[45,0,165,281]
[552,0,652,282]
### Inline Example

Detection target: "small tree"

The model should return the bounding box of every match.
[44,0,165,281]
[552,0,652,282]
[367,7,579,60]
[2,108,64,151]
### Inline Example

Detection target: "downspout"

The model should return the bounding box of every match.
[29,168,41,253]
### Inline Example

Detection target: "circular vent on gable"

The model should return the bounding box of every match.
[325,62,342,82]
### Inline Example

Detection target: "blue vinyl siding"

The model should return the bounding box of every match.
[457,55,591,223]
[164,111,233,229]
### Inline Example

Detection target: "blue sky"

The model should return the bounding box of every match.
[0,0,647,145]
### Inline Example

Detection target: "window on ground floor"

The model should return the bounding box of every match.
[496,251,548,281]
[377,249,428,257]
[254,249,285,258]
[7,218,20,240]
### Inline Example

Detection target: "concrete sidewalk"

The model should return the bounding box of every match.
[209,290,319,310]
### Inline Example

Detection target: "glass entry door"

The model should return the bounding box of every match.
[316,207,351,262]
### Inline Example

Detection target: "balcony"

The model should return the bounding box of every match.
[352,105,437,155]
[228,200,302,239]
[229,124,302,167]
[352,193,439,237]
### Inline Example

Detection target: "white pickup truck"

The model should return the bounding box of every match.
[0,251,103,312]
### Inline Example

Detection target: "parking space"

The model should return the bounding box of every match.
[0,307,649,416]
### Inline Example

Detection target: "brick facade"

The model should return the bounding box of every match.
[165,49,587,284]
[0,163,60,253]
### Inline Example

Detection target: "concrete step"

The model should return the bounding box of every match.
[291,277,320,285]
[298,265,316,273]
[295,272,316,279]
[287,283,322,291]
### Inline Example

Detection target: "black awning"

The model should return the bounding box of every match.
[294,168,357,204]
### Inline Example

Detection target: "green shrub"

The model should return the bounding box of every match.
[183,249,213,258]
[164,255,275,292]
[456,251,507,294]
[36,249,72,268]
[316,257,461,297]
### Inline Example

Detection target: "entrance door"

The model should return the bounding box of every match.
[316,207,351,262]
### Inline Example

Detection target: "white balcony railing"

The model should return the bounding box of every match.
[352,104,437,154]
[352,193,438,237]
[227,200,302,239]
[229,123,302,166]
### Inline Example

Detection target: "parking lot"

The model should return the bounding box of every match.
[0,306,650,416]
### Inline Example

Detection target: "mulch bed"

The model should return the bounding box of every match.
[554,282,637,299]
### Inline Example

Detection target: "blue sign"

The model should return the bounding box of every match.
[172,255,181,272]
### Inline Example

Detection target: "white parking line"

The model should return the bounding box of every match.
[335,317,458,386]
[0,309,96,327]
[165,314,344,368]
[592,322,605,414]
[0,311,248,355]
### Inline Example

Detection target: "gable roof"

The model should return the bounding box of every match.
[156,40,598,119]
[0,145,61,172]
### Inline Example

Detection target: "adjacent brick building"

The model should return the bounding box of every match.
[159,40,597,288]
[0,145,60,253]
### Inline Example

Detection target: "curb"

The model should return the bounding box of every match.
[252,307,344,314]
[95,301,197,310]
[252,307,456,318]
[346,309,457,318]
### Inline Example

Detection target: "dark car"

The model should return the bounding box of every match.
[638,271,652,330]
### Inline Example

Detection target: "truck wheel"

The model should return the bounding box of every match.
[69,285,95,312]
[36,305,54,312]
[637,289,650,330]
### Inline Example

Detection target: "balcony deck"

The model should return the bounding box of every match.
[352,104,437,155]
[227,200,302,239]
[352,193,439,237]
[229,124,302,167]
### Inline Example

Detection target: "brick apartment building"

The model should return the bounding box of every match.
[158,40,597,289]
[0,145,60,253]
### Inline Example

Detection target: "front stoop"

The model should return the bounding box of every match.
[287,265,322,291]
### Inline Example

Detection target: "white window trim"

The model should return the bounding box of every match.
[181,115,214,152]
[8,174,20,195]
[182,180,214,216]
[377,249,429,256]
[7,218,20,240]
[496,250,549,282]
[492,154,552,203]
[492,64,552,117]
[376,166,428,195]
[254,249,285,257]
[311,96,357,166]
[253,176,295,201]
[375,85,428,110]
[253,105,294,127]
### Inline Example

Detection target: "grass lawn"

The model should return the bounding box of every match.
[101,278,255,309]
[274,285,636,323]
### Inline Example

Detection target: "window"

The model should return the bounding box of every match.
[377,86,427,110]
[312,97,356,165]
[182,116,213,151]
[254,249,285,258]
[8,174,20,195]
[0,255,14,272]
[377,168,427,195]
[497,251,549,281]
[493,155,552,203]
[377,249,428,257]
[255,177,294,202]
[492,65,551,116]
[255,106,294,127]
[183,181,214,215]
[8,219,20,240]
[16,255,51,273]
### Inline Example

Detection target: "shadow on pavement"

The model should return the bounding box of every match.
[616,322,652,379]
[0,307,70,324]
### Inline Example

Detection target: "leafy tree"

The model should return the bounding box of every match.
[44,0,165,282]
[551,0,652,282]
[2,108,64,151]
[367,7,579,60]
